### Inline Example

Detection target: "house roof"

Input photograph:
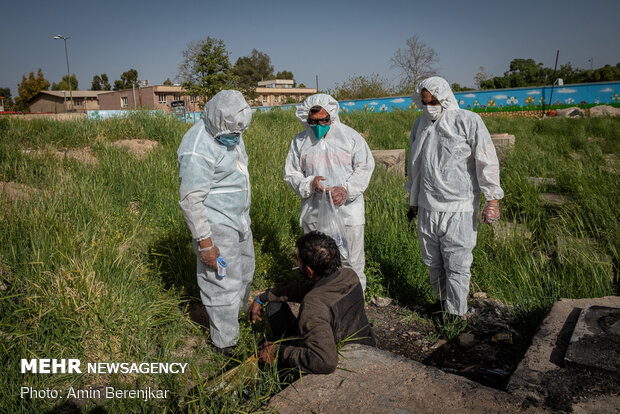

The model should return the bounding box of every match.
[33,90,108,99]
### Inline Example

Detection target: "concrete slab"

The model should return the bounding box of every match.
[492,221,532,243]
[508,296,620,409]
[490,133,515,162]
[565,306,620,373]
[538,193,573,207]
[527,177,557,187]
[372,149,406,176]
[269,344,537,413]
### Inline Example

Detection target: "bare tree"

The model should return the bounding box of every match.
[474,66,491,89]
[391,35,439,92]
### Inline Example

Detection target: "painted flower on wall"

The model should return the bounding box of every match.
[565,98,575,104]
[408,103,418,110]
[340,107,349,112]
[379,104,388,112]
[506,97,518,105]
[487,98,496,107]
[363,104,375,112]
[459,99,464,105]
[525,96,536,105]
[473,100,480,108]
[612,93,619,103]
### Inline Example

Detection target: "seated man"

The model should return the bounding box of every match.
[248,231,375,374]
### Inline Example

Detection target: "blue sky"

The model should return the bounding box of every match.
[2,0,619,98]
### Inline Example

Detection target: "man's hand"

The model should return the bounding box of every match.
[248,298,263,324]
[310,176,326,194]
[481,200,500,224]
[407,206,418,222]
[199,238,220,268]
[330,186,348,206]
[258,342,279,365]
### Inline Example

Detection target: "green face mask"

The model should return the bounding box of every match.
[310,124,330,140]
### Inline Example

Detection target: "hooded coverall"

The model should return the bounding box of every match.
[177,90,255,347]
[405,77,504,315]
[284,94,375,292]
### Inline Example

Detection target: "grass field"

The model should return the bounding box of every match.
[0,110,618,412]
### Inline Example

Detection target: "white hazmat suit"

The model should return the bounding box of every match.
[284,94,375,291]
[177,90,255,348]
[405,77,504,315]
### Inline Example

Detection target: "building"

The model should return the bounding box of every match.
[28,90,107,113]
[98,85,203,113]
[255,79,317,106]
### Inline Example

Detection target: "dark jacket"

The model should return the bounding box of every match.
[264,267,375,374]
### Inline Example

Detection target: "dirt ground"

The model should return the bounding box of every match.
[366,297,530,390]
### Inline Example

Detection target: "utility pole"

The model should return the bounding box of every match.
[53,34,75,112]
[315,75,319,91]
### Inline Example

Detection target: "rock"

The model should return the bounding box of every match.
[458,333,476,348]
[538,193,573,207]
[473,292,487,299]
[372,297,392,307]
[556,107,585,118]
[527,177,557,187]
[589,105,620,117]
[371,149,406,175]
[430,339,447,351]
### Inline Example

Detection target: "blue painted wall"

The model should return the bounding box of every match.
[337,81,620,113]
[88,81,619,122]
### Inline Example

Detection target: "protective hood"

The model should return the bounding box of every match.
[203,90,252,138]
[412,77,459,111]
[296,93,341,126]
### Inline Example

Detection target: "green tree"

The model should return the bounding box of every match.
[0,87,15,110]
[298,83,306,88]
[15,68,50,112]
[331,74,394,100]
[177,37,234,104]
[113,69,139,90]
[479,58,620,89]
[91,74,111,91]
[162,78,174,86]
[233,49,275,99]
[52,74,78,91]
[450,83,474,92]
[276,70,295,86]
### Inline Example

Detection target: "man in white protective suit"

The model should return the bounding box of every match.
[405,77,503,317]
[177,90,255,356]
[284,94,375,292]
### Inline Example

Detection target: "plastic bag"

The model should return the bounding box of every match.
[317,189,349,260]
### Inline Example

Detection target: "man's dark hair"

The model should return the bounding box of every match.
[309,105,323,114]
[297,231,341,278]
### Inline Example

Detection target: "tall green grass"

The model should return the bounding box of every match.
[0,110,617,411]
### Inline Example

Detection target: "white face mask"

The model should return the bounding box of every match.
[423,104,443,121]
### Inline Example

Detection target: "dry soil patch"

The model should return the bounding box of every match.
[110,139,159,159]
